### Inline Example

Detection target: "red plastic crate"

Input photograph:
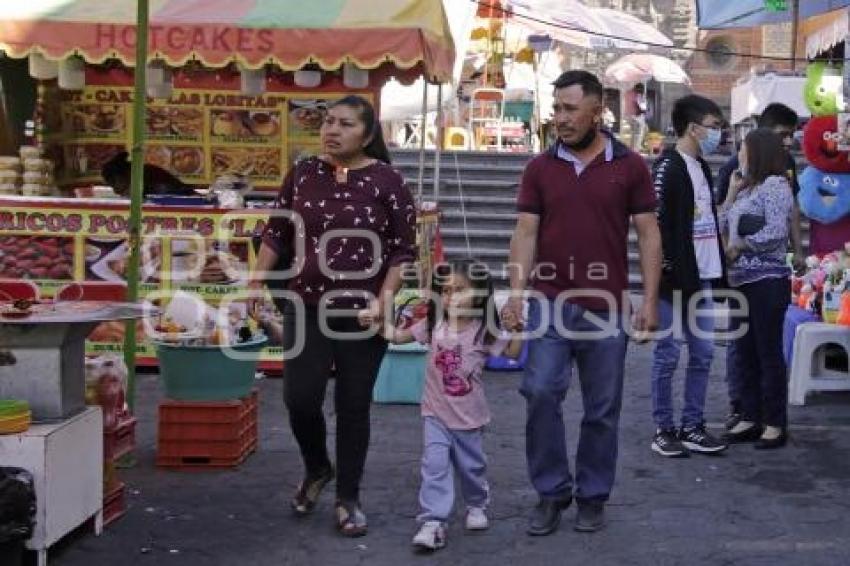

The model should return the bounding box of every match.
[158,393,257,442]
[156,435,257,470]
[103,481,127,527]
[155,389,258,470]
[158,389,257,422]
[157,426,257,460]
[104,415,136,462]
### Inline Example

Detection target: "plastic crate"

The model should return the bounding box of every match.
[373,343,428,404]
[103,481,127,527]
[156,389,258,470]
[104,415,136,462]
[158,390,258,424]
[156,435,257,470]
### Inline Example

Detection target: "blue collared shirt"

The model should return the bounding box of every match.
[555,135,614,176]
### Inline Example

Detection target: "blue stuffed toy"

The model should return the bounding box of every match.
[798,166,850,224]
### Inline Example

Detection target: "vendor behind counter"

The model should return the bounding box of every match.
[101,151,198,198]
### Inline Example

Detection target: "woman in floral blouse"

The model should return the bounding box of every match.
[250,96,417,536]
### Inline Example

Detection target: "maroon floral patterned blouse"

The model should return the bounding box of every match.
[262,157,417,309]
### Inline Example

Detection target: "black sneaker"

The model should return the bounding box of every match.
[651,428,689,458]
[679,425,728,454]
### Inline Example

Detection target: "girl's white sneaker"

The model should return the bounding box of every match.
[465,507,489,530]
[412,521,446,551]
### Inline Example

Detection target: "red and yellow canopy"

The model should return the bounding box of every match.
[0,0,455,81]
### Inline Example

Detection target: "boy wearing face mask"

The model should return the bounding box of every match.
[649,95,728,458]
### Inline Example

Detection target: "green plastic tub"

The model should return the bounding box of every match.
[153,337,267,401]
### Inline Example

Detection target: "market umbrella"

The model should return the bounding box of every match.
[507,0,674,50]
[0,0,455,408]
[696,0,850,29]
[604,53,691,86]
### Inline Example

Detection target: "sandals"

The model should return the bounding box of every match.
[291,467,335,516]
[335,500,368,537]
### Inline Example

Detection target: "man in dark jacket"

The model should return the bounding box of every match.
[650,95,728,458]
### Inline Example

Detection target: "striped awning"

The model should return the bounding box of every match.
[0,0,455,80]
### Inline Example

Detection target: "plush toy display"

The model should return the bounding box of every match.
[802,116,850,173]
[799,166,850,224]
[804,62,844,116]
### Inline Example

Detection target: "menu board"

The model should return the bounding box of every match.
[0,197,281,369]
[51,87,372,192]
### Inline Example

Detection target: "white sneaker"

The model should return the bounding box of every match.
[465,507,489,531]
[412,520,446,551]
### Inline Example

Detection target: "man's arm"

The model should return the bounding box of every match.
[632,212,662,334]
[503,212,539,329]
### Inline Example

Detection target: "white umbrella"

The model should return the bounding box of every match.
[604,53,691,86]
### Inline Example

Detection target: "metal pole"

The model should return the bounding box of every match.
[790,0,799,71]
[533,52,543,151]
[124,0,150,410]
[433,83,443,202]
[417,81,428,202]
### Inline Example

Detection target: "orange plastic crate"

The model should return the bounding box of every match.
[158,389,258,424]
[158,426,257,460]
[103,481,127,527]
[156,390,258,470]
[104,415,137,462]
[156,435,257,470]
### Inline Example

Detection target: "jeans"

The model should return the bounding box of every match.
[418,417,489,523]
[282,305,388,502]
[520,298,628,503]
[651,286,715,430]
[733,278,790,428]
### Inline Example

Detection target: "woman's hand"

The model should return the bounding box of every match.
[246,278,265,317]
[726,243,742,262]
[358,298,383,329]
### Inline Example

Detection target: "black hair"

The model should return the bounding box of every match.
[426,258,499,346]
[552,70,604,100]
[101,151,131,190]
[671,94,724,137]
[327,95,391,164]
[757,103,798,130]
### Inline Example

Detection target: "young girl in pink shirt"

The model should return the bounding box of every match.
[360,259,522,551]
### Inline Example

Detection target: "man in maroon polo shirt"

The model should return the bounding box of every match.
[501,70,661,535]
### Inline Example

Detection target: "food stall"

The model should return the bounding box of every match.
[0,0,455,372]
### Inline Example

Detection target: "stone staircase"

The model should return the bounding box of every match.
[391,148,810,292]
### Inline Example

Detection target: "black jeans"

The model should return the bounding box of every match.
[733,277,790,428]
[282,305,387,502]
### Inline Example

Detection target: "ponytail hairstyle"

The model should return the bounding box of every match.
[327,95,391,164]
[427,258,500,346]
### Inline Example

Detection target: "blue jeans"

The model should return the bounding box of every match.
[418,417,489,522]
[520,298,628,503]
[651,287,715,430]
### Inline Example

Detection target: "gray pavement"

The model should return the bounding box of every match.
[49,342,850,566]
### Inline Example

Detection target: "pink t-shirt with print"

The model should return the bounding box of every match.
[410,319,508,430]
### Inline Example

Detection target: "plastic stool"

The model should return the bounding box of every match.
[789,322,850,405]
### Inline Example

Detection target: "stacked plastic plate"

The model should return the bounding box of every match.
[0,400,32,434]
